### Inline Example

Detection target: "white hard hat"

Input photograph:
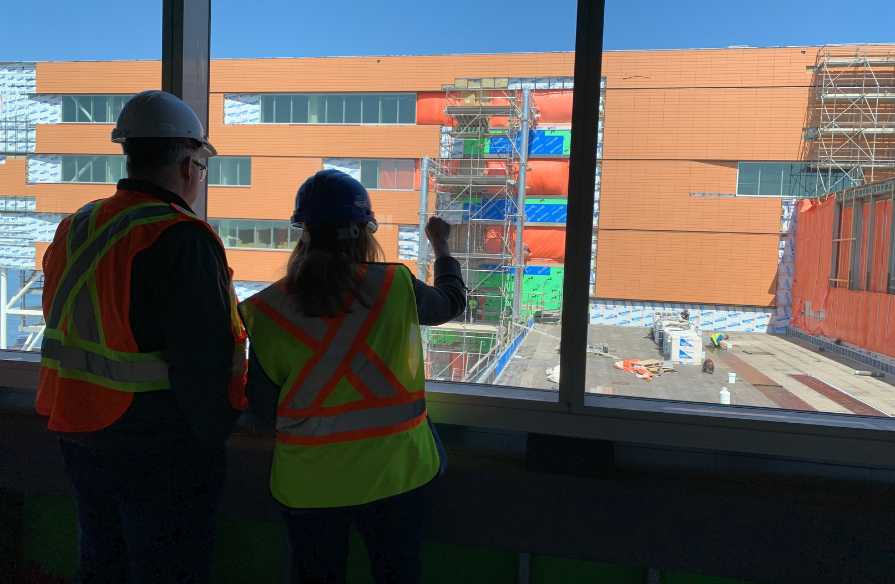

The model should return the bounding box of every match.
[111,90,217,157]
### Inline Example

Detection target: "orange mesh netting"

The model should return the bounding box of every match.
[527,160,569,196]
[416,92,446,125]
[508,227,566,262]
[791,196,894,357]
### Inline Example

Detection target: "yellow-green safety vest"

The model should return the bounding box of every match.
[238,263,440,508]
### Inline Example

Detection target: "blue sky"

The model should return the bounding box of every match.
[3,0,893,62]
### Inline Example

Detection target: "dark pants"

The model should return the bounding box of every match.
[282,488,426,584]
[58,438,227,584]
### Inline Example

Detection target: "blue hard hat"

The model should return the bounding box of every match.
[291,169,377,232]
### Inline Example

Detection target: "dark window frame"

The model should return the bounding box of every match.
[61,95,134,124]
[179,0,895,469]
[259,93,416,125]
[60,155,127,184]
[208,157,252,187]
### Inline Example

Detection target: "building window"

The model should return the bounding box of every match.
[208,157,251,186]
[61,155,126,183]
[207,219,300,250]
[260,94,416,125]
[359,159,416,190]
[736,162,853,198]
[62,95,133,123]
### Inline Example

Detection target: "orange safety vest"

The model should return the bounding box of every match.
[37,189,247,433]
[239,263,440,508]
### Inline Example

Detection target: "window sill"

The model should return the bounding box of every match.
[425,380,895,469]
[222,246,293,252]
[250,123,417,127]
[4,355,895,470]
[209,184,252,188]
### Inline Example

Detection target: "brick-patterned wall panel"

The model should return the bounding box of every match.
[599,160,783,233]
[210,53,575,93]
[37,61,161,94]
[36,124,119,155]
[208,157,322,220]
[595,230,779,306]
[602,86,811,162]
[226,249,290,282]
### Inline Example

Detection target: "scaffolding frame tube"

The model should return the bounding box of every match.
[512,88,531,321]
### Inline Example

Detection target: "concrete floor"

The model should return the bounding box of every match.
[496,324,895,416]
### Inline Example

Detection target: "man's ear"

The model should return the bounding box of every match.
[180,157,193,182]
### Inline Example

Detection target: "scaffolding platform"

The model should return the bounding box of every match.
[419,87,537,382]
[809,45,895,191]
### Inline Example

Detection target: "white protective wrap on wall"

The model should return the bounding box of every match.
[27,154,62,183]
[223,94,261,125]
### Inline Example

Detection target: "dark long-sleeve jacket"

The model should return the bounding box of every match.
[57,179,239,450]
[245,257,466,425]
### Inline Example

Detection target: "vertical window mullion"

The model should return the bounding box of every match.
[561,0,605,414]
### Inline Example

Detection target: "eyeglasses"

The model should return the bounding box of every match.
[192,159,207,182]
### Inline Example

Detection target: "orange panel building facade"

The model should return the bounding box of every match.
[3,46,874,332]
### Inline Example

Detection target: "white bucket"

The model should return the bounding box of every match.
[727,372,736,384]
[719,387,731,405]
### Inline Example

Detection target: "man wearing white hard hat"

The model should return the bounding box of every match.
[36,90,248,583]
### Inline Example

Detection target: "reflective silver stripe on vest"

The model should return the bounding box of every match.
[280,265,388,410]
[42,337,169,383]
[48,204,179,329]
[72,286,100,344]
[254,285,329,344]
[350,351,399,399]
[68,202,96,255]
[233,344,247,371]
[276,397,425,438]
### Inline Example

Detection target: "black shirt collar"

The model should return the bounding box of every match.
[116,179,195,214]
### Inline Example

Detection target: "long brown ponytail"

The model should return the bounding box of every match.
[284,222,385,318]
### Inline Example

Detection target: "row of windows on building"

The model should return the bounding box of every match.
[61,156,252,186]
[205,219,421,255]
[62,156,849,198]
[207,219,301,250]
[736,162,854,198]
[59,94,416,125]
[58,155,418,190]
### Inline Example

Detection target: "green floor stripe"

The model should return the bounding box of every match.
[212,516,283,584]
[531,555,643,584]
[662,570,766,584]
[21,494,78,579]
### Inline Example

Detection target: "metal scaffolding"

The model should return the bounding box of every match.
[419,85,535,382]
[0,268,45,351]
[809,45,895,194]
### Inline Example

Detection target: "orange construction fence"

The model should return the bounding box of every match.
[791,197,895,357]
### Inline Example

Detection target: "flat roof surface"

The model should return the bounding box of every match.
[497,324,895,417]
[431,322,499,333]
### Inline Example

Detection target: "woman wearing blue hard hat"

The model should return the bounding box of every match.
[238,169,465,583]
